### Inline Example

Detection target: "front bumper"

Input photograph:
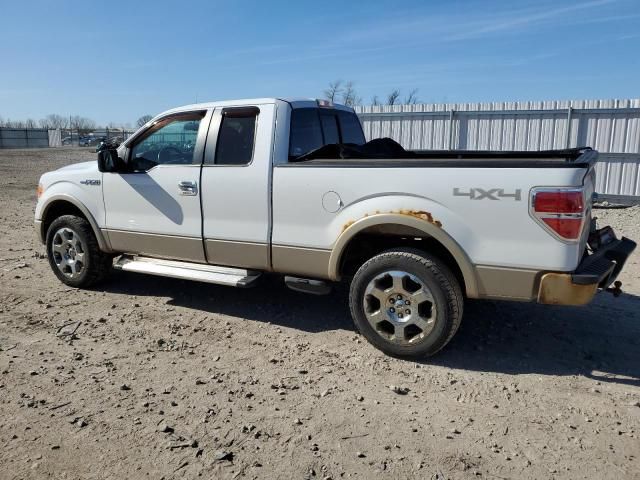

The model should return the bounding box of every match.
[537,231,636,306]
[34,220,44,244]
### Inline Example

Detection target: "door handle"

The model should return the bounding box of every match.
[178,181,197,196]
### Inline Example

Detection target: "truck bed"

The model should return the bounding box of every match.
[285,146,596,169]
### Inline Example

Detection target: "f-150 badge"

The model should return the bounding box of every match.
[80,179,101,186]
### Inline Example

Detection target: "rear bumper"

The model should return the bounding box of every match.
[537,235,636,305]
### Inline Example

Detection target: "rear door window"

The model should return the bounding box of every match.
[214,108,258,165]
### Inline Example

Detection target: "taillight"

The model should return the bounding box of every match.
[531,188,586,241]
[534,191,583,213]
[37,183,43,198]
[541,217,583,239]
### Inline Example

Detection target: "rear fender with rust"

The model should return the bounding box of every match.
[327,208,479,298]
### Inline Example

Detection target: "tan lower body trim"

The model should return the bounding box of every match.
[105,229,206,263]
[271,245,332,279]
[475,265,541,301]
[537,273,598,306]
[205,239,269,270]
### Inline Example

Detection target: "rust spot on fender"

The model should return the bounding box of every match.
[399,210,442,228]
[341,209,442,234]
[341,220,356,233]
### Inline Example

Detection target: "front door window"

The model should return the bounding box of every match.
[129,114,204,171]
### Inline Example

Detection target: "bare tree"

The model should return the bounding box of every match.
[341,81,362,107]
[324,80,343,102]
[387,90,401,105]
[25,118,37,129]
[40,114,69,129]
[70,115,96,133]
[404,89,419,104]
[371,95,380,106]
[5,119,25,128]
[136,115,153,128]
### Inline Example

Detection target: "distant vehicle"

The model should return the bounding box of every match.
[79,136,105,147]
[34,98,636,358]
[61,137,73,146]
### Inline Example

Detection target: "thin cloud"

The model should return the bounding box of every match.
[208,44,289,61]
[328,0,624,46]
[617,32,640,40]
[257,44,394,66]
[194,0,634,74]
[445,0,621,41]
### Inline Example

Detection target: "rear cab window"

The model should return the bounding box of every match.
[289,109,324,159]
[337,110,366,145]
[289,107,364,160]
[319,114,340,145]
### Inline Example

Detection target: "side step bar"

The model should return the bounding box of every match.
[113,255,261,287]
[284,276,332,295]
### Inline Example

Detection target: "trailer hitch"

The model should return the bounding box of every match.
[605,280,623,298]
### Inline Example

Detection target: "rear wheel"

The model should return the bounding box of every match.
[46,215,112,287]
[349,248,463,358]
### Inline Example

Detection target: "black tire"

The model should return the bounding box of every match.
[45,215,112,288]
[349,248,463,358]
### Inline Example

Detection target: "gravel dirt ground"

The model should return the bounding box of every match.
[1,148,639,480]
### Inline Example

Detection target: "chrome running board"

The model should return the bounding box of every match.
[113,255,261,287]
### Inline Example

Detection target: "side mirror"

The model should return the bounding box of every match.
[97,148,123,173]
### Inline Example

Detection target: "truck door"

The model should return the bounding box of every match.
[200,104,274,269]
[102,110,211,262]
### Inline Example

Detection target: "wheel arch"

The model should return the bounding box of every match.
[39,195,111,252]
[328,213,479,298]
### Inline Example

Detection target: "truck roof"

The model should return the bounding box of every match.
[157,98,355,119]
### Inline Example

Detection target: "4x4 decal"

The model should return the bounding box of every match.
[453,187,521,201]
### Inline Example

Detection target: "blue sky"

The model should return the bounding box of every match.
[1,0,639,126]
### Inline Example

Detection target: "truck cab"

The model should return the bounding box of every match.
[97,99,363,268]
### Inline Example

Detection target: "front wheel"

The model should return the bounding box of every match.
[349,248,464,358]
[46,215,112,288]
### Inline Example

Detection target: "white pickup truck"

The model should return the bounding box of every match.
[35,98,636,357]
